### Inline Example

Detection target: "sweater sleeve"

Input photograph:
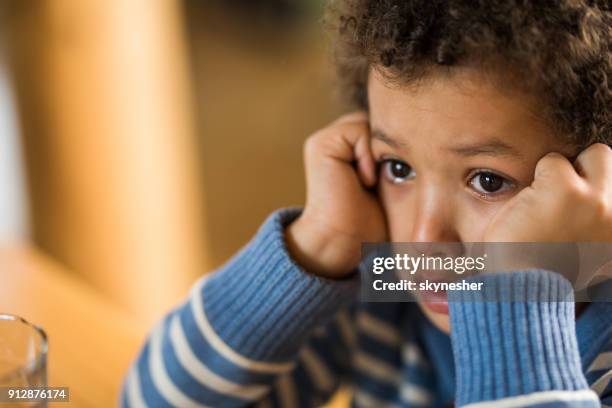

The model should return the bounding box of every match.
[449,270,601,408]
[121,209,360,407]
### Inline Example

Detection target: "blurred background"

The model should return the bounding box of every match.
[0,0,348,405]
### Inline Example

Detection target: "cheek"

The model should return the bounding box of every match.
[455,199,505,241]
[379,182,506,242]
[378,183,415,241]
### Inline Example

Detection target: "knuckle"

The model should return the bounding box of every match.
[336,121,366,137]
[543,152,564,160]
[558,179,587,201]
[304,131,327,155]
[604,207,612,227]
[303,135,315,154]
[587,142,611,156]
[334,111,368,125]
[535,152,560,173]
[578,143,612,164]
[592,190,610,218]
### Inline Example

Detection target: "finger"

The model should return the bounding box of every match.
[534,152,581,184]
[573,143,612,189]
[308,116,375,187]
[306,120,371,172]
[331,122,376,186]
[332,111,368,126]
[354,131,377,187]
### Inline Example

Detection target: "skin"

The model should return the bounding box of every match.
[286,67,612,334]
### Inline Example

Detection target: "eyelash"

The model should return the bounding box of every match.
[466,169,515,199]
[376,159,516,199]
[377,159,416,184]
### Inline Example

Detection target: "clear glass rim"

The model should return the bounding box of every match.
[0,314,48,382]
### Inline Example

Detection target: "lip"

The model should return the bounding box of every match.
[422,299,449,315]
[419,286,450,315]
[403,269,456,316]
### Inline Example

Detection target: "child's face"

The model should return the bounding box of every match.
[368,68,574,333]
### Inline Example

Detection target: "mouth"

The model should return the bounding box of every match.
[414,272,452,315]
[419,289,449,314]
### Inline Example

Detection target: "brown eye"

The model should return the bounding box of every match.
[469,171,512,195]
[381,159,415,184]
[479,173,503,192]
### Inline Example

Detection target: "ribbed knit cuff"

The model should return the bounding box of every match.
[449,270,589,406]
[201,208,359,363]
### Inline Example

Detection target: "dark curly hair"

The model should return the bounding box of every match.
[325,0,611,148]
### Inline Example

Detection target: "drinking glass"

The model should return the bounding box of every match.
[0,314,47,407]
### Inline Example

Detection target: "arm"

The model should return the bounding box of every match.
[457,144,612,407]
[449,270,600,408]
[121,112,385,406]
[121,209,359,407]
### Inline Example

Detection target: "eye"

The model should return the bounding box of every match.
[380,159,416,184]
[469,171,513,196]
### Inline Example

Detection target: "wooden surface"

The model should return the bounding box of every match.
[0,244,351,407]
[0,244,148,407]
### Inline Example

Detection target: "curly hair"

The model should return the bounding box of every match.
[325,0,611,147]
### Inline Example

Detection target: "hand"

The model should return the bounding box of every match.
[286,112,387,278]
[484,143,612,243]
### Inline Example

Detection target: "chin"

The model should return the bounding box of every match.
[418,301,451,334]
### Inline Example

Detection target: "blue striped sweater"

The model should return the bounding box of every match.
[122,209,612,407]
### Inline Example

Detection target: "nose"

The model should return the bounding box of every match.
[409,187,461,243]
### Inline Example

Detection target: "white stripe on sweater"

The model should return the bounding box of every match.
[402,343,428,368]
[353,389,401,408]
[400,383,432,406]
[168,314,269,400]
[299,346,336,393]
[190,277,295,374]
[275,374,297,407]
[126,366,147,408]
[462,389,600,408]
[356,312,401,347]
[354,351,402,384]
[591,369,612,396]
[149,322,209,408]
[589,352,612,372]
[354,351,432,406]
[336,310,357,349]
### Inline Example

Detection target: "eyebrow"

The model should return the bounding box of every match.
[447,139,523,158]
[371,128,406,149]
[372,128,523,158]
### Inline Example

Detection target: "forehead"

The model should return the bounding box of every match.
[367,68,563,155]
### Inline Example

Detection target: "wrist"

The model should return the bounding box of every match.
[285,214,360,279]
[448,270,587,406]
[201,208,360,362]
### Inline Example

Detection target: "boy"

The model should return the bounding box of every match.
[123,0,612,406]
